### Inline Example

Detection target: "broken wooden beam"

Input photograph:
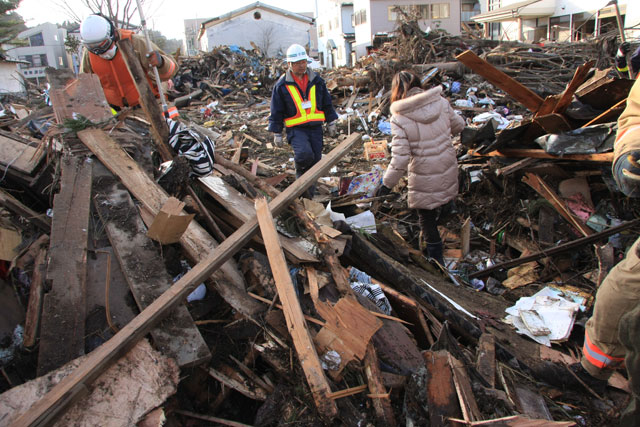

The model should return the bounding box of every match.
[552,60,595,115]
[522,172,593,237]
[255,196,338,417]
[470,148,613,163]
[23,245,47,348]
[0,188,50,232]
[12,132,362,427]
[468,218,640,278]
[455,50,544,113]
[364,343,396,426]
[118,38,171,161]
[37,156,91,376]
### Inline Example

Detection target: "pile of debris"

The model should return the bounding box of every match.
[1,19,639,426]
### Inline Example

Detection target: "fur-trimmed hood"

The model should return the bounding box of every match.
[390,86,444,124]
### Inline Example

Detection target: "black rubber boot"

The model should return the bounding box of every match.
[426,240,445,267]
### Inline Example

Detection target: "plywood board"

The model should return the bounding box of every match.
[0,135,43,175]
[94,180,210,368]
[0,339,178,427]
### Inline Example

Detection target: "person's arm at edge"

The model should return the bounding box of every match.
[131,34,178,80]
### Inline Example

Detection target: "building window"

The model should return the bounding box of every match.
[59,56,64,66]
[353,9,367,25]
[431,3,450,19]
[29,33,44,47]
[253,11,261,19]
[338,46,343,60]
[388,5,430,21]
[32,54,48,67]
[488,0,501,11]
[318,25,324,37]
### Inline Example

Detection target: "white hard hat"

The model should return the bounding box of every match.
[80,15,115,54]
[286,44,308,63]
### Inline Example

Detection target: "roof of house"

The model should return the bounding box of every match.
[199,2,313,38]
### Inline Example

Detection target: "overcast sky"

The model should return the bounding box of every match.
[17,0,317,40]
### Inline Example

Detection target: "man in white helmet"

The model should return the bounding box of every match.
[79,14,177,109]
[268,43,338,198]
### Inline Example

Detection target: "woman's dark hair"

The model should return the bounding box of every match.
[391,71,422,103]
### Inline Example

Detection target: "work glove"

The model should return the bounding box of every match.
[273,133,284,147]
[327,121,337,137]
[617,42,630,58]
[613,150,640,197]
[374,185,392,198]
[146,51,164,68]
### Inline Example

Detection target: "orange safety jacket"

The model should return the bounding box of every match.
[283,85,326,127]
[88,29,158,108]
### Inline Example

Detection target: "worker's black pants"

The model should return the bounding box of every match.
[417,208,440,244]
[288,125,323,198]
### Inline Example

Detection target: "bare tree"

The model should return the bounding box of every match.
[54,0,145,29]
[258,24,275,57]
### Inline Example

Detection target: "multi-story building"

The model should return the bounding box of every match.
[183,18,210,56]
[317,1,355,68]
[472,0,639,43]
[7,23,69,85]
[351,0,463,59]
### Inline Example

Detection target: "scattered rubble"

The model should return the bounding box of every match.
[0,14,639,427]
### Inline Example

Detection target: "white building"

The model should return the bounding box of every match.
[472,0,639,43]
[351,0,463,59]
[7,23,69,85]
[183,18,210,56]
[0,56,28,94]
[198,2,315,58]
[316,1,355,68]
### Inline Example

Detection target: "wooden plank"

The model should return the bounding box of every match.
[46,69,113,124]
[533,95,559,118]
[1,339,179,426]
[455,50,543,112]
[364,343,396,426]
[522,172,592,237]
[449,354,482,422]
[118,38,171,161]
[0,134,44,175]
[198,176,318,263]
[552,60,595,114]
[423,350,462,426]
[13,132,362,427]
[533,113,571,134]
[254,197,337,417]
[581,98,627,128]
[76,129,257,317]
[23,246,47,348]
[0,188,50,232]
[476,333,496,388]
[93,179,211,368]
[37,156,91,376]
[471,148,613,163]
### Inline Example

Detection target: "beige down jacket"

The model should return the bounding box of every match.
[382,86,465,210]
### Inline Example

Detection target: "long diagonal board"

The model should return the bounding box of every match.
[93,173,210,368]
[14,132,361,426]
[254,197,337,416]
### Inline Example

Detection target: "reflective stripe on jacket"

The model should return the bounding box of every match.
[283,85,325,127]
[268,69,337,135]
[583,330,625,369]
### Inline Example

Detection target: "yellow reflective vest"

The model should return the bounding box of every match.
[284,84,326,127]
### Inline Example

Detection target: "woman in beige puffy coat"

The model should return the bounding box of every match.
[376,71,465,265]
